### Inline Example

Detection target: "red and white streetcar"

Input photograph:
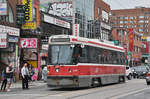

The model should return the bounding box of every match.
[47,35,126,88]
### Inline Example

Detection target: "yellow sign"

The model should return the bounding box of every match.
[22,22,36,29]
[23,0,32,22]
[141,36,147,40]
[27,61,38,68]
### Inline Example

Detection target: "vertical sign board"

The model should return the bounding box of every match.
[128,28,134,52]
[23,0,32,22]
[20,38,37,48]
[0,33,7,48]
[73,24,80,37]
[0,3,7,15]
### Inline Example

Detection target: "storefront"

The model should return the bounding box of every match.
[0,25,20,81]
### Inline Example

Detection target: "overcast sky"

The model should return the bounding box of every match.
[103,0,150,9]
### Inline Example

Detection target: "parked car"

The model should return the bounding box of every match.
[146,71,150,85]
[132,66,149,79]
[126,66,133,80]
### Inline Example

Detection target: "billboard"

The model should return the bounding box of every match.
[0,3,7,15]
[48,2,73,17]
[23,0,32,22]
[20,38,37,48]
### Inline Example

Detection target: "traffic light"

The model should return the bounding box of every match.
[16,5,25,25]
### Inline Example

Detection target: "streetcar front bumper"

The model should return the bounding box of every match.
[47,76,79,88]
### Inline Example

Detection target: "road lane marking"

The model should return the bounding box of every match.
[110,87,150,99]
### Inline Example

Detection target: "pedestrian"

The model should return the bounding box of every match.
[21,63,29,89]
[42,66,47,82]
[0,67,7,92]
[6,63,14,92]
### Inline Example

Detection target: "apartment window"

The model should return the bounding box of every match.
[119,16,124,19]
[120,25,123,27]
[124,21,128,24]
[139,16,144,18]
[130,21,133,23]
[139,20,144,23]
[119,21,123,24]
[145,20,149,23]
[145,16,149,19]
[124,17,128,19]
[130,17,134,19]
[139,29,144,32]
[138,25,144,28]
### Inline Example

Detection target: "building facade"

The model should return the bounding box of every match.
[112,28,142,66]
[0,0,20,81]
[111,7,150,35]
[94,0,111,40]
[111,7,150,65]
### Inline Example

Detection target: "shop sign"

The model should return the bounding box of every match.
[5,26,20,36]
[0,3,7,15]
[73,24,80,37]
[22,22,36,29]
[8,36,18,43]
[42,44,48,50]
[0,25,20,36]
[0,33,7,48]
[20,38,37,48]
[23,0,32,22]
[44,14,70,29]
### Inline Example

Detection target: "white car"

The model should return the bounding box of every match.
[126,66,133,80]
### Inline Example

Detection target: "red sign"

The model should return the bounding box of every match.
[73,24,79,37]
[20,38,37,48]
[128,28,134,52]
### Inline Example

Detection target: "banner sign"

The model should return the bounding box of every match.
[22,22,36,29]
[0,33,7,48]
[20,38,37,48]
[23,0,32,22]
[73,24,80,37]
[128,28,134,52]
[44,14,70,29]
[0,3,7,15]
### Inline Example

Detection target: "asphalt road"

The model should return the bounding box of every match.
[0,79,149,99]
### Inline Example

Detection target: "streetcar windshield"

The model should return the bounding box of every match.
[49,45,74,65]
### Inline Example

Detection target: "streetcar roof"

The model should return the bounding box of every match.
[49,35,125,52]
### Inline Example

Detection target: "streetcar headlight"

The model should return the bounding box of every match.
[55,68,59,72]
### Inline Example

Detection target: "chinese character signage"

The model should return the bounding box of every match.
[73,24,80,37]
[0,33,7,48]
[128,28,134,52]
[20,38,37,48]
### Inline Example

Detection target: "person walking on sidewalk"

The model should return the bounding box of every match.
[0,67,7,92]
[21,63,29,89]
[6,63,14,92]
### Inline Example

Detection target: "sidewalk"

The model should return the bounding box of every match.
[10,80,47,89]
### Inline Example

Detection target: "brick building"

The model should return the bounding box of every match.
[111,7,150,35]
[111,7,150,65]
[94,0,112,40]
[112,28,143,66]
